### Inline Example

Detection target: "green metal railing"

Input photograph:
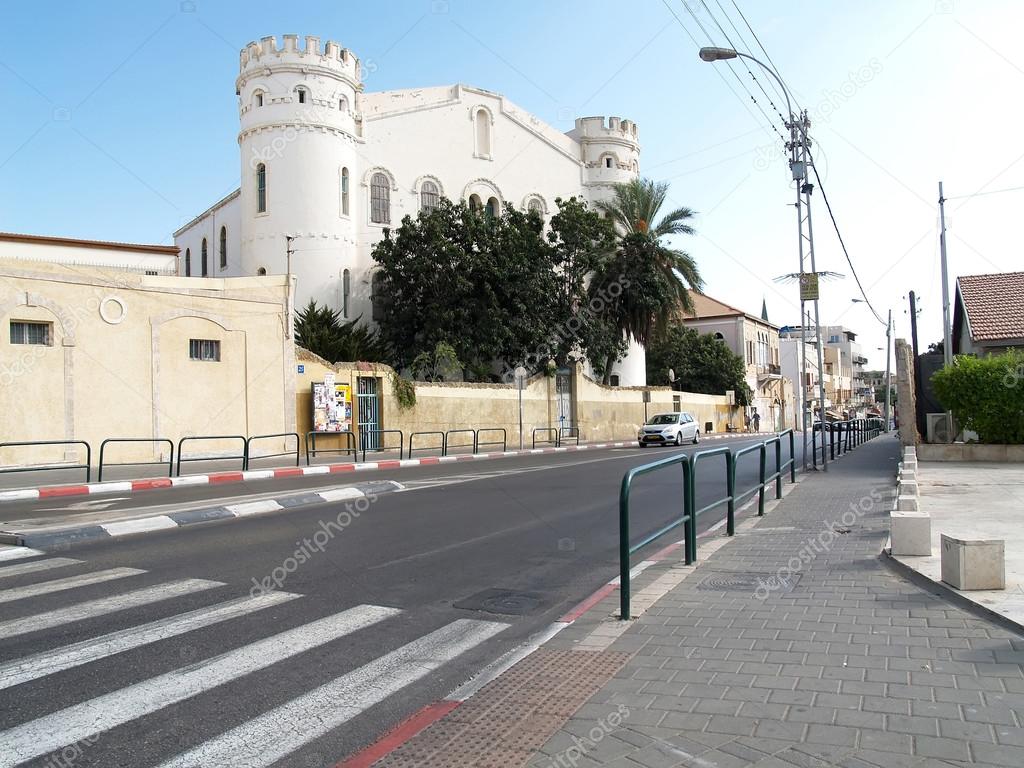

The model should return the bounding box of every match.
[619,429,797,620]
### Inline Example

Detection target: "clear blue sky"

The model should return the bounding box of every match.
[2,0,1022,368]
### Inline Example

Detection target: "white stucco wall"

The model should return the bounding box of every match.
[173,34,646,384]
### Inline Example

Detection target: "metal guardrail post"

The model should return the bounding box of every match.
[619,472,632,620]
[176,436,246,476]
[244,433,300,470]
[811,425,818,469]
[98,438,174,482]
[787,429,796,482]
[726,451,736,536]
[475,428,508,453]
[408,431,446,459]
[0,440,92,483]
[757,443,767,515]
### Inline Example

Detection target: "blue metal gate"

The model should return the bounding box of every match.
[357,377,380,450]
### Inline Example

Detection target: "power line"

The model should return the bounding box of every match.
[658,0,783,145]
[700,0,788,125]
[713,0,789,109]
[944,183,1024,201]
[729,0,801,111]
[807,150,885,326]
[670,0,786,144]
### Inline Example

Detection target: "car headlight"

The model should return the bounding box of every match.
[662,428,674,435]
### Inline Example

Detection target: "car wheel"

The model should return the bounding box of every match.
[638,442,645,448]
[692,429,699,444]
[673,432,682,446]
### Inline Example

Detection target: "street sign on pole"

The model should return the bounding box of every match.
[799,272,819,301]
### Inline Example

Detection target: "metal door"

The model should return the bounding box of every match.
[555,369,574,435]
[357,377,380,451]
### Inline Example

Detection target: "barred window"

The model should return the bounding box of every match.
[420,180,439,212]
[370,173,390,224]
[189,339,221,362]
[10,321,52,346]
[256,164,267,213]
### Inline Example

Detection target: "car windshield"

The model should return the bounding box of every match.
[646,414,678,425]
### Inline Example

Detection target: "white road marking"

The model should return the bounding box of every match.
[0,557,81,579]
[316,487,364,502]
[226,499,283,517]
[0,567,145,605]
[0,604,401,768]
[449,620,565,702]
[103,516,178,536]
[87,482,133,494]
[0,578,223,639]
[0,547,45,562]
[155,618,507,768]
[0,591,299,690]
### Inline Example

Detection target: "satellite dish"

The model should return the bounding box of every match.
[668,368,676,382]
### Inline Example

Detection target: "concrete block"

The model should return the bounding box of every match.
[969,444,1008,462]
[899,469,917,483]
[898,480,919,497]
[891,511,931,556]
[941,535,1005,590]
[896,494,920,512]
[1007,445,1024,463]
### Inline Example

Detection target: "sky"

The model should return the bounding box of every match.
[2,0,1022,370]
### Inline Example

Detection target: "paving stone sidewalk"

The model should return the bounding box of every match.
[527,436,1024,768]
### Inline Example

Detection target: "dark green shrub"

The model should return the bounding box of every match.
[931,351,1024,444]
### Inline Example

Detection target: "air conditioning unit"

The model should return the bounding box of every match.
[926,413,954,444]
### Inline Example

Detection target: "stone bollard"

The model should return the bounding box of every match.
[891,511,931,556]
[941,535,1005,590]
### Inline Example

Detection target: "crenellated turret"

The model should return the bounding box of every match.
[568,116,641,187]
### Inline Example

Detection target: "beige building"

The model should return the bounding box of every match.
[680,293,792,431]
[0,245,294,471]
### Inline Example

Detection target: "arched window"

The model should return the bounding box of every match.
[420,180,439,212]
[256,163,266,213]
[341,167,350,216]
[527,197,544,215]
[338,96,348,112]
[257,267,267,276]
[295,86,308,104]
[485,197,499,218]
[342,268,351,319]
[714,332,724,340]
[468,194,482,212]
[184,248,191,277]
[370,172,390,224]
[371,272,386,321]
[253,90,264,108]
[475,109,491,157]
[200,238,208,277]
[219,226,227,269]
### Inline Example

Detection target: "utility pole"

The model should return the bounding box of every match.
[938,182,953,368]
[884,308,892,432]
[285,236,295,339]
[793,110,827,471]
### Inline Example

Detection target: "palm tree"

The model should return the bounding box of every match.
[595,177,703,312]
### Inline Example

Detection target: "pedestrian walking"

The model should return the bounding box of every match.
[752,410,760,432]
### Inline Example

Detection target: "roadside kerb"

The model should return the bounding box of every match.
[0,480,403,549]
[0,431,777,506]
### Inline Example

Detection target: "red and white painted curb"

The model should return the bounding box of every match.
[0,432,773,506]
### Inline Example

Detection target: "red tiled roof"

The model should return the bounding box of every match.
[958,272,1024,342]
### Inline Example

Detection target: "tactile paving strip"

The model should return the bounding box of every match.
[373,648,630,767]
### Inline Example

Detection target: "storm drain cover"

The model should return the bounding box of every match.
[696,571,801,593]
[454,588,544,616]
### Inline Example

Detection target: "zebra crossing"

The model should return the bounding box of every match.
[0,547,510,767]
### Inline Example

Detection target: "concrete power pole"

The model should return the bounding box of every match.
[938,182,953,369]
[884,309,892,432]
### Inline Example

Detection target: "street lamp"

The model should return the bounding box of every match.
[700,46,829,470]
[852,299,892,433]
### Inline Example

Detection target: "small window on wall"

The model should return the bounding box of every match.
[605,157,613,168]
[257,267,267,276]
[341,167,350,215]
[610,374,620,387]
[254,91,264,107]
[485,197,499,217]
[256,164,267,213]
[342,268,351,319]
[219,226,227,269]
[189,339,221,362]
[371,272,386,321]
[420,180,439,213]
[10,321,52,346]
[185,248,191,276]
[201,238,209,277]
[672,395,681,412]
[370,173,390,224]
[296,87,308,104]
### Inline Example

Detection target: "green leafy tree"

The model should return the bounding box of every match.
[646,326,752,405]
[293,300,384,363]
[595,177,703,313]
[931,351,1024,444]
[371,199,561,377]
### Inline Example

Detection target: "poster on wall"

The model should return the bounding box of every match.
[312,379,352,432]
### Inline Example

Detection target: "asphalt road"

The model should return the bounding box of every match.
[0,435,792,767]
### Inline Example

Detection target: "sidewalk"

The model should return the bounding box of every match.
[370,435,1024,767]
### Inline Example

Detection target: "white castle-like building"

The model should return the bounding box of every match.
[175,34,646,384]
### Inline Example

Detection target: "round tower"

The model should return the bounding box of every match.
[570,116,641,194]
[237,34,363,313]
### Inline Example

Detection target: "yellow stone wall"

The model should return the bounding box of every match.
[0,258,294,468]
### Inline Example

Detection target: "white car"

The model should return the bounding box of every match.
[638,412,700,447]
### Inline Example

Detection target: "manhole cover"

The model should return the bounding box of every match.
[696,571,801,593]
[454,588,544,616]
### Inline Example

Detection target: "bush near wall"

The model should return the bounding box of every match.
[931,351,1024,444]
